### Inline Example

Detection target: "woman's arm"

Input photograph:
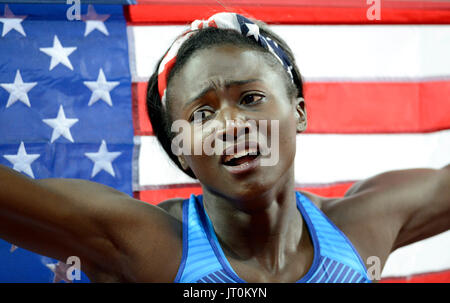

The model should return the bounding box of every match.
[0,164,181,281]
[345,164,450,249]
[383,164,449,249]
[325,164,450,270]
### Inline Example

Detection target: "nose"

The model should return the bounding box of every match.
[215,116,253,143]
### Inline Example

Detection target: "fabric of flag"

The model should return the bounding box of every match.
[0,0,136,3]
[0,3,132,282]
[0,0,449,283]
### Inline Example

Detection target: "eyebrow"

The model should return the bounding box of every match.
[184,78,262,109]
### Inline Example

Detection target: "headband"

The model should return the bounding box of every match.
[157,12,295,108]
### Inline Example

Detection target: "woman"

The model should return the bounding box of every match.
[0,12,449,283]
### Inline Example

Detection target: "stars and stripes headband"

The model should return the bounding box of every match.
[157,12,295,109]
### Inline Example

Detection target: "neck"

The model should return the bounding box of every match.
[202,166,303,272]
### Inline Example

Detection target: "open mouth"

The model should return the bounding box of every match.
[221,149,260,166]
[220,142,262,174]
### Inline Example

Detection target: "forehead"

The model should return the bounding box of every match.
[167,45,285,105]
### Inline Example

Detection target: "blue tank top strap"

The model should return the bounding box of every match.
[174,192,371,283]
[174,194,232,283]
[297,192,371,283]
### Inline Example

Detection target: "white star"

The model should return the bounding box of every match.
[85,140,122,178]
[245,22,259,41]
[262,36,284,66]
[82,5,110,37]
[3,142,40,179]
[0,70,37,108]
[42,105,79,143]
[0,4,27,37]
[45,261,73,283]
[83,68,119,106]
[39,35,77,71]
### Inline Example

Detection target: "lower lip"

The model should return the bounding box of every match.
[222,155,261,175]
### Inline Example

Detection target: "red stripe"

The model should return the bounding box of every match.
[300,182,354,197]
[135,80,450,135]
[134,0,450,8]
[380,269,450,283]
[135,0,450,9]
[305,81,450,134]
[132,82,153,135]
[135,186,203,205]
[131,82,141,135]
[134,182,354,205]
[126,4,450,25]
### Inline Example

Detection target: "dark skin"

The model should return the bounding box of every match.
[0,44,449,282]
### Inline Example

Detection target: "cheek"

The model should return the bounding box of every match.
[269,101,297,135]
[181,125,218,171]
[277,112,298,158]
[187,123,219,156]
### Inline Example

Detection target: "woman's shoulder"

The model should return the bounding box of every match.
[297,190,334,211]
[297,189,354,229]
[157,197,185,221]
[297,189,361,220]
[297,190,354,239]
[298,189,384,268]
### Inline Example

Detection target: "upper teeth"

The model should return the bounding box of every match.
[223,147,258,163]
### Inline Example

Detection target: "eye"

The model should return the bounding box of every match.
[189,108,214,123]
[240,93,265,105]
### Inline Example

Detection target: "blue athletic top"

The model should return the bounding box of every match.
[174,191,371,283]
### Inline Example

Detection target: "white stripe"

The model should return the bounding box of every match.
[129,25,450,82]
[126,25,138,87]
[295,129,450,184]
[381,231,450,278]
[131,25,188,82]
[272,25,450,81]
[136,135,196,190]
[136,129,450,188]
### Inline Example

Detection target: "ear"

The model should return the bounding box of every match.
[294,97,307,133]
[177,155,190,171]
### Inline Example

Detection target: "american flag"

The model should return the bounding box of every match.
[0,0,449,283]
[0,3,132,282]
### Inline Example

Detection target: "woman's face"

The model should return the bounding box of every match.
[167,44,304,204]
